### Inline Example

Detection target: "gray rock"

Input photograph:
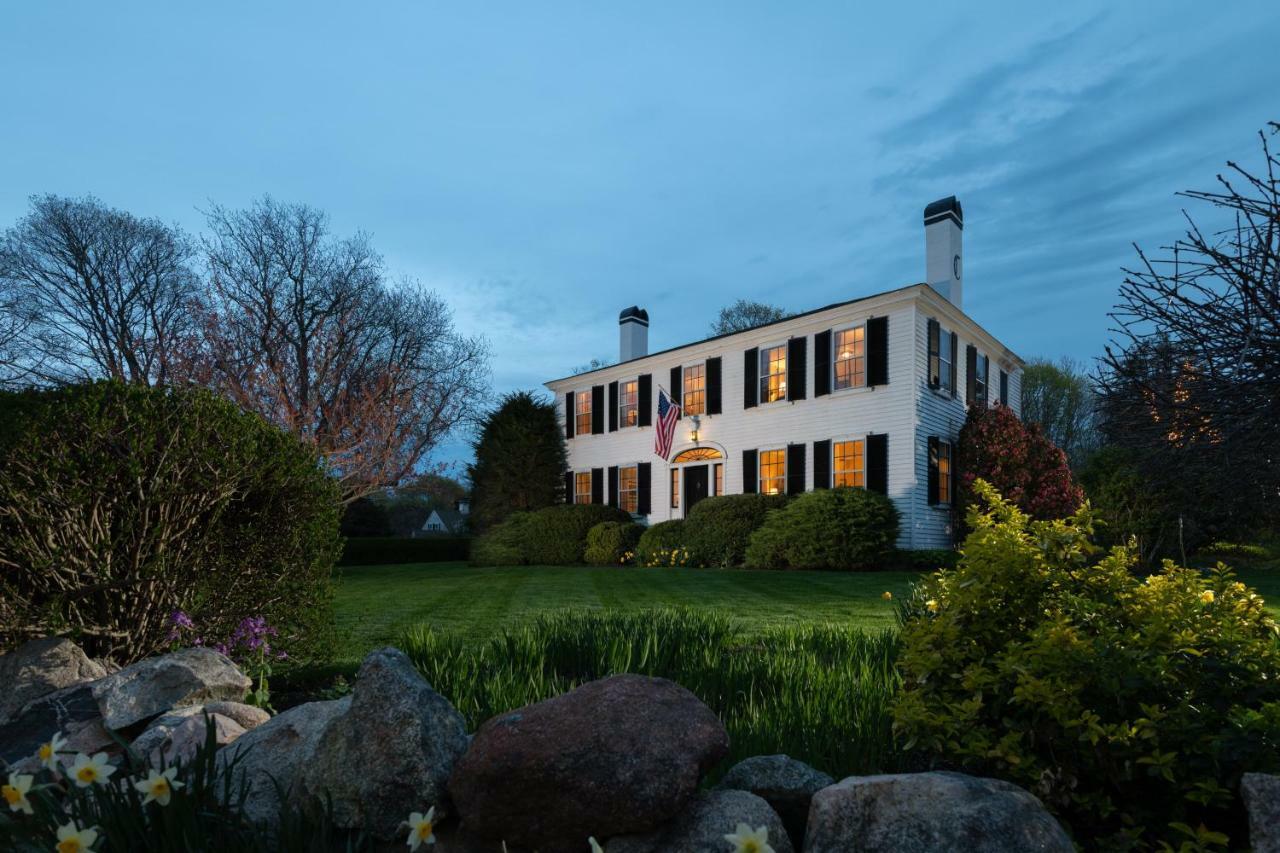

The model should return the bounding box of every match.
[91,647,251,729]
[0,637,108,725]
[608,790,792,853]
[203,701,270,731]
[804,771,1074,853]
[300,648,469,840]
[131,709,246,766]
[718,754,833,849]
[1243,773,1280,853]
[218,697,352,829]
[0,683,101,765]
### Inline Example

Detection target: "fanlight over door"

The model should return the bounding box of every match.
[671,447,724,463]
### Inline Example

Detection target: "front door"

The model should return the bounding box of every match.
[684,465,709,515]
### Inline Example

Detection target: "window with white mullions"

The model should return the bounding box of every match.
[574,392,591,436]
[758,449,786,495]
[683,363,706,415]
[574,472,592,504]
[760,345,787,403]
[619,465,638,512]
[833,440,865,487]
[833,326,866,390]
[619,380,638,427]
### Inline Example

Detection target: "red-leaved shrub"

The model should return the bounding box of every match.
[955,404,1082,520]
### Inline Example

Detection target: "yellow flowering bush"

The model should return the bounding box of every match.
[893,480,1280,850]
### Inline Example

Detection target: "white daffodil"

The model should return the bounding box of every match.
[55,821,99,853]
[134,767,183,806]
[68,752,115,788]
[37,731,67,772]
[724,822,775,853]
[589,838,605,853]
[405,807,436,850]
[2,772,34,815]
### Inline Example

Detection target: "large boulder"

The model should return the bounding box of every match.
[0,637,109,725]
[717,754,833,849]
[805,772,1074,853]
[300,648,468,840]
[1243,773,1280,853]
[218,697,351,829]
[449,673,730,852]
[0,683,102,765]
[91,647,251,729]
[608,790,792,853]
[131,709,247,766]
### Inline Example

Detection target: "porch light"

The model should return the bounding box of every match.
[690,414,701,444]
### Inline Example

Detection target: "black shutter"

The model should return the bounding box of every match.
[927,437,939,505]
[706,357,722,414]
[607,466,619,506]
[814,330,832,397]
[670,365,683,420]
[564,470,574,504]
[867,316,889,386]
[867,434,889,495]
[638,374,653,427]
[927,319,940,389]
[787,337,807,401]
[787,443,806,495]
[1000,370,1009,406]
[591,385,605,434]
[743,348,758,409]
[591,468,604,504]
[966,344,977,405]
[608,381,619,432]
[813,439,831,489]
[637,462,652,515]
[564,392,575,439]
[742,449,758,493]
[949,333,959,398]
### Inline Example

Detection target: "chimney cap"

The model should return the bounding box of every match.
[619,306,649,325]
[923,196,963,229]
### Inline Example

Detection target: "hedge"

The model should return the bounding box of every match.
[584,521,645,566]
[339,536,471,566]
[470,504,632,566]
[683,493,790,567]
[744,488,900,570]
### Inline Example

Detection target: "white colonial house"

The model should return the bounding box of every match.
[544,197,1022,549]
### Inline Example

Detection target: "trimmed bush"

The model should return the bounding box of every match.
[636,520,688,567]
[338,536,470,566]
[469,504,631,566]
[893,480,1280,849]
[584,521,644,566]
[683,493,789,567]
[468,512,534,567]
[744,488,899,570]
[0,381,341,663]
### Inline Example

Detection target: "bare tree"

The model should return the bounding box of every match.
[0,195,201,386]
[709,299,790,335]
[200,198,490,501]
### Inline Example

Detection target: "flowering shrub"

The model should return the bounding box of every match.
[955,403,1082,522]
[893,480,1280,850]
[168,612,286,710]
[743,488,899,571]
[583,521,645,566]
[635,520,688,566]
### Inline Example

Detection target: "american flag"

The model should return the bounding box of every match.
[654,386,682,459]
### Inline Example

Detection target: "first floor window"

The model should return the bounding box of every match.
[833,439,865,487]
[714,463,723,496]
[619,465,638,513]
[834,326,866,390]
[758,449,786,495]
[575,392,592,435]
[574,472,592,504]
[939,330,954,392]
[670,467,680,508]
[760,345,787,403]
[938,441,953,504]
[683,363,706,415]
[620,380,638,427]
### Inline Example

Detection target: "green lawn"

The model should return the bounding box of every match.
[333,562,919,658]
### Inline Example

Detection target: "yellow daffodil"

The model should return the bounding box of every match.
[134,767,183,806]
[926,599,940,613]
[724,822,775,853]
[1200,590,1215,604]
[2,772,34,815]
[589,838,604,853]
[68,753,115,788]
[881,591,893,601]
[37,731,67,772]
[405,807,436,850]
[55,821,98,853]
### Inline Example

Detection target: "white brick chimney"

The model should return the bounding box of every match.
[619,306,649,361]
[924,196,963,308]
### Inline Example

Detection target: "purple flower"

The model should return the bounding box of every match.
[169,610,195,630]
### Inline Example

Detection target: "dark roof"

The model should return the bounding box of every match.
[619,306,649,324]
[923,196,963,227]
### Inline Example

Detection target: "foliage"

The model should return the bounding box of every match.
[635,520,688,566]
[468,391,568,532]
[583,521,644,566]
[467,514,531,567]
[683,493,790,568]
[400,609,903,780]
[892,480,1280,850]
[955,403,1082,523]
[888,549,959,573]
[470,505,632,567]
[744,488,900,571]
[338,536,470,566]
[709,299,791,335]
[339,497,392,537]
[1020,357,1099,469]
[0,381,341,663]
[1078,445,1181,564]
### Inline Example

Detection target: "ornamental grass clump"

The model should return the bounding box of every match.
[892,479,1280,851]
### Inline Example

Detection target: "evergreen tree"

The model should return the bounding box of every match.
[468,391,568,531]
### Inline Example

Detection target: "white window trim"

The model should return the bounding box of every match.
[758,341,788,405]
[757,446,787,495]
[682,361,707,416]
[574,388,592,436]
[974,352,989,407]
[574,470,592,504]
[937,327,954,395]
[936,440,954,507]
[830,435,868,489]
[831,323,868,393]
[618,378,639,429]
[618,464,639,513]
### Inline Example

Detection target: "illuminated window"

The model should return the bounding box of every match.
[833,326,866,390]
[938,442,952,504]
[833,440,865,488]
[670,468,680,509]
[683,363,706,415]
[760,346,787,403]
[619,466,638,513]
[574,472,592,504]
[671,447,723,462]
[619,380,638,427]
[574,392,591,436]
[714,463,723,496]
[758,449,786,495]
[939,330,954,392]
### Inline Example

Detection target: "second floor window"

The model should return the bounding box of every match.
[619,465,638,513]
[619,380,638,427]
[833,439,865,487]
[760,345,787,403]
[939,330,954,392]
[758,449,786,495]
[683,363,705,415]
[834,326,866,390]
[575,392,592,435]
[574,472,592,504]
[975,353,989,406]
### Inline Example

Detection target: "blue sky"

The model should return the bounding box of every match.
[3,2,1277,464]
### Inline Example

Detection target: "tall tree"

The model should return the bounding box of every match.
[709,299,790,335]
[200,198,489,501]
[0,195,201,387]
[1020,357,1099,468]
[468,391,567,531]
